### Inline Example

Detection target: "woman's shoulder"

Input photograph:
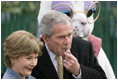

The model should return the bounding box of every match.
[27,75,36,79]
[2,67,21,79]
[2,67,36,79]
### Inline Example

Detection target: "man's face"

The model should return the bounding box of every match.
[47,23,72,57]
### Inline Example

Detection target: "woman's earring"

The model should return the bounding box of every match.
[11,62,13,64]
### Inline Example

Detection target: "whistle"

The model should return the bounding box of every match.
[66,49,70,53]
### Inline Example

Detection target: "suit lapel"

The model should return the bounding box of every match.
[71,39,80,59]
[63,38,79,79]
[37,38,59,79]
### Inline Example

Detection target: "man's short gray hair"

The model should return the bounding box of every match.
[39,10,71,37]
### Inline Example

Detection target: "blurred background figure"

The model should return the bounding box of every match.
[1,1,117,78]
[2,30,44,79]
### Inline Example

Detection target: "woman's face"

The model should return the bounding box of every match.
[11,53,38,79]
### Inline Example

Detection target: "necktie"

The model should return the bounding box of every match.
[56,56,63,79]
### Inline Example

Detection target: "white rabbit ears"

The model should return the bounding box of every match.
[37,1,52,25]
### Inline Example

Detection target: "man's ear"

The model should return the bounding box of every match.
[42,34,50,45]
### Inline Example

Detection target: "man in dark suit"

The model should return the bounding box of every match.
[31,10,107,79]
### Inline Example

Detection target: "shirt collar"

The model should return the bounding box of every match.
[45,43,56,61]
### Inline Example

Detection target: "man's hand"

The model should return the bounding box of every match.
[63,51,80,76]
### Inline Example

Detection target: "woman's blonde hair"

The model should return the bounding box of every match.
[3,30,44,68]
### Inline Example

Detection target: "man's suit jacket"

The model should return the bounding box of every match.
[31,37,107,79]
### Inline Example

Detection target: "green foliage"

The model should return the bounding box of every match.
[1,1,40,15]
